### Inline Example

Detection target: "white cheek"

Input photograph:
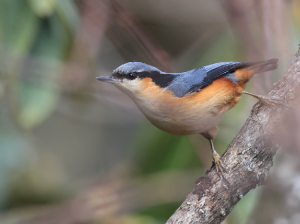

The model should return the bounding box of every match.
[119,79,142,92]
[114,78,143,100]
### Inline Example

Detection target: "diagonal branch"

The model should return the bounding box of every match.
[166,49,300,224]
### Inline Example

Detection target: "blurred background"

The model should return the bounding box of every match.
[0,0,299,223]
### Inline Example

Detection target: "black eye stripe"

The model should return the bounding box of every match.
[138,71,176,88]
[112,72,137,80]
[112,71,176,86]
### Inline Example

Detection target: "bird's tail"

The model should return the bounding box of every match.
[246,58,278,74]
[234,58,278,86]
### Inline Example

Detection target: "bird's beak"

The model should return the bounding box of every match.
[96,76,118,83]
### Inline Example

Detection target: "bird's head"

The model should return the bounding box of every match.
[96,62,165,94]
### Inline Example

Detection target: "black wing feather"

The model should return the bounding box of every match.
[187,62,246,93]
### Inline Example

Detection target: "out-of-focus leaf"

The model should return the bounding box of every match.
[0,0,79,129]
[0,118,34,208]
[13,2,78,129]
[122,215,161,224]
[0,0,74,129]
[31,14,73,60]
[132,125,201,175]
[0,0,39,56]
[56,0,79,35]
[16,60,60,129]
[15,16,69,129]
[28,0,57,18]
[138,203,180,224]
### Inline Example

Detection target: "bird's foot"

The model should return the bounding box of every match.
[213,152,225,174]
[212,152,229,186]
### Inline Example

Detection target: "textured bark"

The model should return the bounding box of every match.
[166,51,300,224]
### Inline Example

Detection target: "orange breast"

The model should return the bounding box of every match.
[135,77,242,135]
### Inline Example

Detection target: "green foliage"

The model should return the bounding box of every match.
[0,0,38,56]
[132,125,201,175]
[0,0,78,208]
[139,203,181,224]
[0,119,34,207]
[0,0,78,129]
[28,0,58,18]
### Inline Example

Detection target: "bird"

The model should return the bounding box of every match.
[96,58,279,178]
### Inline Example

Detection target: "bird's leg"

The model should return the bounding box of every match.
[242,90,289,108]
[201,130,229,185]
[208,138,226,177]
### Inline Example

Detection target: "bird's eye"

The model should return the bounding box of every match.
[128,73,136,79]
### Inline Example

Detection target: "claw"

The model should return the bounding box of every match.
[212,152,229,187]
[208,138,230,186]
[212,152,226,174]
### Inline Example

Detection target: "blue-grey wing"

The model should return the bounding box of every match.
[166,67,207,97]
[167,62,244,97]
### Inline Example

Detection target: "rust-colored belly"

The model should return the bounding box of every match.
[133,77,242,135]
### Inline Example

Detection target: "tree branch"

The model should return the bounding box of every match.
[166,49,300,224]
